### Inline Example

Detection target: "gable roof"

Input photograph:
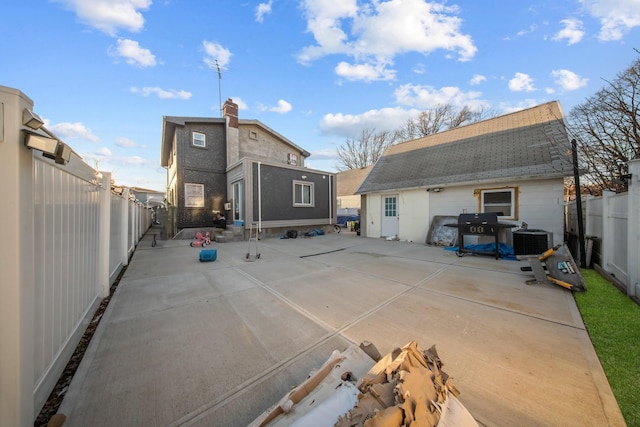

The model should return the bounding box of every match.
[356,101,573,194]
[160,116,311,167]
[161,116,225,166]
[238,119,311,157]
[337,166,373,197]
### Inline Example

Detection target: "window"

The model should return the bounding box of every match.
[249,130,258,140]
[480,188,516,219]
[233,181,244,221]
[185,183,205,207]
[293,181,314,207]
[192,132,206,148]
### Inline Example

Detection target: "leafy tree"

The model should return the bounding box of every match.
[568,52,640,194]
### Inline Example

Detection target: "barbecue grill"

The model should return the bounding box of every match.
[445,213,515,259]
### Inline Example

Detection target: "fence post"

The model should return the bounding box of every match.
[0,86,36,426]
[121,188,130,266]
[99,171,111,298]
[601,191,614,275]
[627,160,640,298]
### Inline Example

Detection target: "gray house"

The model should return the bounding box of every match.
[161,99,336,235]
[356,101,574,247]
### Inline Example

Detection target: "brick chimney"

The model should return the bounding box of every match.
[223,98,238,128]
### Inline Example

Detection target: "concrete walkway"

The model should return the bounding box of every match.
[58,231,624,427]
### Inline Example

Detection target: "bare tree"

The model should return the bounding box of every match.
[335,104,493,171]
[394,104,493,143]
[336,128,396,171]
[568,52,640,194]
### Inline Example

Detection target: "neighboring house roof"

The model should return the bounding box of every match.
[160,116,310,167]
[357,101,573,194]
[337,166,373,197]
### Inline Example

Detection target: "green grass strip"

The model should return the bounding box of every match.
[574,269,640,426]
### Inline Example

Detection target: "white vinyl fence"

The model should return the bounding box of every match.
[1,86,153,426]
[566,159,640,300]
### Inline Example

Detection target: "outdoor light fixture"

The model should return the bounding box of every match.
[24,132,71,165]
[54,141,71,165]
[301,175,307,179]
[24,133,59,156]
[427,187,442,192]
[22,108,44,130]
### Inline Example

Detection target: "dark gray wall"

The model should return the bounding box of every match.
[252,163,331,221]
[176,123,227,229]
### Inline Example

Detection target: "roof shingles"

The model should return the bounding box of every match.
[357,101,573,193]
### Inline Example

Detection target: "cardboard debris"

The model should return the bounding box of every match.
[336,341,475,427]
[250,341,478,427]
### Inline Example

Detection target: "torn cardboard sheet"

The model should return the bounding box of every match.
[250,341,478,427]
[336,341,477,427]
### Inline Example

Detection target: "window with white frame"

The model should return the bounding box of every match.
[293,180,314,207]
[185,183,205,207]
[192,131,206,148]
[480,188,516,219]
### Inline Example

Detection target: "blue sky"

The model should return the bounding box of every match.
[2,0,639,192]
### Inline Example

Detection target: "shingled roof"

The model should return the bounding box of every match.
[356,101,573,194]
[337,166,373,197]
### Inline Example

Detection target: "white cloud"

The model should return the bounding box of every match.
[553,18,585,45]
[580,0,640,41]
[54,0,151,35]
[123,156,147,166]
[130,86,192,99]
[203,41,232,70]
[298,0,476,82]
[335,61,396,82]
[319,106,418,137]
[114,38,156,67]
[508,72,536,92]
[393,83,487,110]
[229,97,248,110]
[96,147,112,156]
[115,137,138,148]
[48,121,100,142]
[551,69,588,90]
[470,74,486,85]
[262,99,292,114]
[256,0,273,23]
[498,99,540,114]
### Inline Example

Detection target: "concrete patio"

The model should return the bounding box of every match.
[58,231,624,426]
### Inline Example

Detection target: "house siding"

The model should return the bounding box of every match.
[365,178,565,245]
[251,163,332,221]
[240,125,304,167]
[175,123,227,229]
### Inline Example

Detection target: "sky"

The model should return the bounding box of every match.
[1,0,639,192]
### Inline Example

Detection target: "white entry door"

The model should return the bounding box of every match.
[381,195,399,237]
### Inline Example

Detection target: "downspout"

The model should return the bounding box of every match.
[257,161,262,232]
[328,174,333,225]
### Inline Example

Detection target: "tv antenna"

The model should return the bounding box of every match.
[215,60,222,118]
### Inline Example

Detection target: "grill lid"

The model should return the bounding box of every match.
[458,212,498,224]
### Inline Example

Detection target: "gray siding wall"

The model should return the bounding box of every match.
[177,123,227,228]
[252,163,331,221]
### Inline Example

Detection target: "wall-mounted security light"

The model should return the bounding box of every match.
[23,108,44,130]
[426,187,442,193]
[54,141,71,165]
[25,133,59,156]
[301,175,307,180]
